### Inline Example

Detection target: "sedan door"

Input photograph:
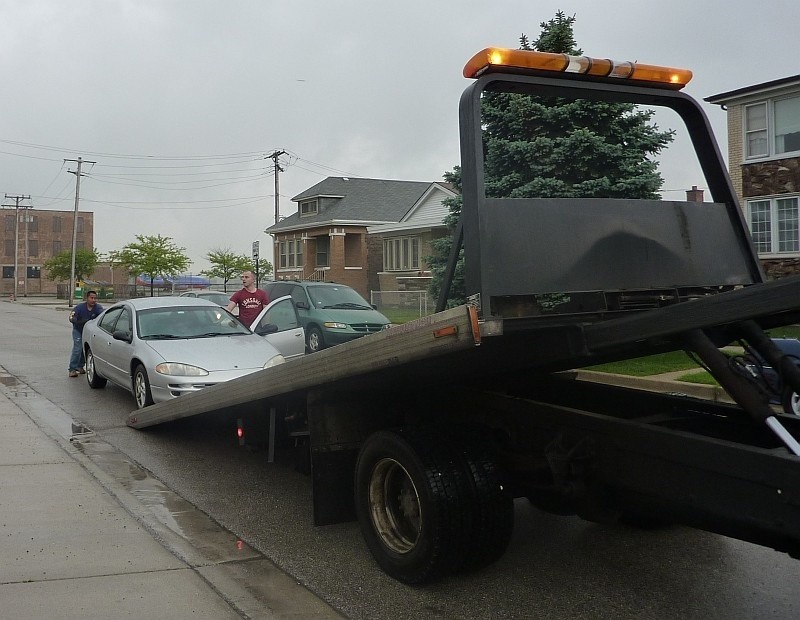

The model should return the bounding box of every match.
[251,295,306,359]
[100,306,135,386]
[85,306,125,382]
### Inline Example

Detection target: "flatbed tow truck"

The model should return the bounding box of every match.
[127,47,800,584]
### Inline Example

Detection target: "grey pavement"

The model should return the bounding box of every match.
[0,344,343,619]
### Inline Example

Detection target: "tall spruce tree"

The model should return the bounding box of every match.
[427,11,674,307]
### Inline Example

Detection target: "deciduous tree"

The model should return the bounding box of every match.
[116,234,191,297]
[202,248,251,292]
[42,248,99,283]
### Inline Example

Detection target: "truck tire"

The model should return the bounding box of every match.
[456,442,514,572]
[354,430,473,584]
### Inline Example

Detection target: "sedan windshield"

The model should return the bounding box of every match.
[137,306,250,340]
[307,285,372,310]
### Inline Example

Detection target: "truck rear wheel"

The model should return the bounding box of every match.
[354,430,473,584]
[456,441,514,572]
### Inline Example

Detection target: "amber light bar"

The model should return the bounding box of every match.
[464,47,693,89]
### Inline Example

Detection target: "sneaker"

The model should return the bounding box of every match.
[69,371,78,378]
[78,368,86,374]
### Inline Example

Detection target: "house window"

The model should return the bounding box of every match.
[745,94,800,159]
[28,239,38,257]
[4,239,14,257]
[279,239,304,268]
[383,236,420,271]
[775,95,800,154]
[300,199,318,216]
[745,103,768,158]
[77,217,84,234]
[53,240,62,255]
[4,215,14,232]
[53,217,62,233]
[316,236,329,267]
[747,196,800,253]
[27,266,40,279]
[2,266,13,278]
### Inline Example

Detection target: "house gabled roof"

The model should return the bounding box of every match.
[267,177,443,233]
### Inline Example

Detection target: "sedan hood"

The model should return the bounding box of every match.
[144,334,279,371]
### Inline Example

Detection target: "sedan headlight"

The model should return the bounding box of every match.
[264,354,286,369]
[155,363,209,376]
[323,322,348,329]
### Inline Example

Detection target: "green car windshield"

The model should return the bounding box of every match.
[307,285,372,310]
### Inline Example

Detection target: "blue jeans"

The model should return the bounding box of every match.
[69,329,84,371]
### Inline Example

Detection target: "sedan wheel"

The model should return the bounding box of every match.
[133,364,154,409]
[85,348,107,389]
[782,386,800,415]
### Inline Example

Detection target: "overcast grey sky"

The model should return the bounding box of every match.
[2,0,798,271]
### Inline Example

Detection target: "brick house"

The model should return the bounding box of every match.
[707,75,800,278]
[1,207,94,296]
[266,177,455,299]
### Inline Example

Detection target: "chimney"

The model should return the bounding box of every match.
[686,185,704,203]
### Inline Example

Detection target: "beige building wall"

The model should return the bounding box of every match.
[726,103,744,199]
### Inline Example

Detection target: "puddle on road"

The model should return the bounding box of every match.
[1,367,258,565]
[70,434,259,563]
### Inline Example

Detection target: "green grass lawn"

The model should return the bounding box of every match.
[676,371,719,385]
[586,325,800,379]
[767,325,800,339]
[586,350,703,376]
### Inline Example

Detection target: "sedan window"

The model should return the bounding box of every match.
[254,298,299,332]
[98,306,124,334]
[137,306,251,339]
[115,308,133,337]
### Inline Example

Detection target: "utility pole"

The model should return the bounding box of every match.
[267,150,286,227]
[3,194,31,301]
[65,158,96,307]
[267,150,286,286]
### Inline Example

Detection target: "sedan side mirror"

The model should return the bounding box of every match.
[295,301,309,310]
[113,330,133,344]
[256,323,279,336]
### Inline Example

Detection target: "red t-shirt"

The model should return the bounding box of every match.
[229,288,269,327]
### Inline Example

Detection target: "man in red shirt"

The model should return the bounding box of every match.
[227,270,269,327]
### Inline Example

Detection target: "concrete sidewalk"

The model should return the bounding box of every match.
[0,387,342,619]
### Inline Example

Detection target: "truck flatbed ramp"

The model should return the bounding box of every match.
[128,276,800,430]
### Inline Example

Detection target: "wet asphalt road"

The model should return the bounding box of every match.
[3,300,800,619]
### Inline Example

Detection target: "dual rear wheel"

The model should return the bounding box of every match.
[354,430,513,584]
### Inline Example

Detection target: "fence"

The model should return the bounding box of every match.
[370,290,431,323]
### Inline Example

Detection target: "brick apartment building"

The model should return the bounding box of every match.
[1,207,94,297]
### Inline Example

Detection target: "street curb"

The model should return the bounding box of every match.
[569,369,735,404]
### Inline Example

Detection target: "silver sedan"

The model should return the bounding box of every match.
[82,296,285,409]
